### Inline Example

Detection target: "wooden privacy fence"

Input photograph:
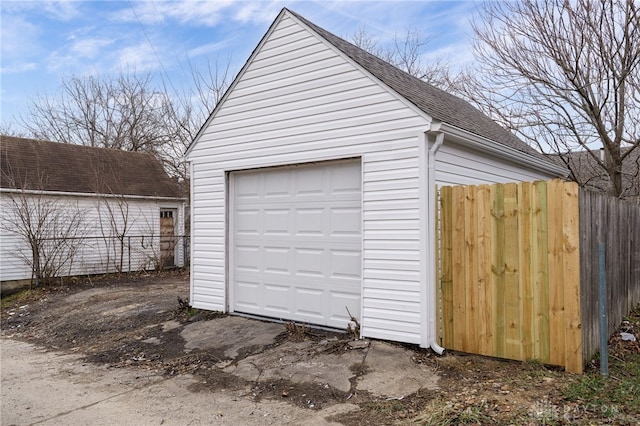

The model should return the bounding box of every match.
[438,179,640,373]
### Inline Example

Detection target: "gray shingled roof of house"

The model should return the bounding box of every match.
[548,148,640,199]
[287,9,549,162]
[1,136,185,199]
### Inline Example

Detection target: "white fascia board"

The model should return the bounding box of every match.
[433,122,568,177]
[184,9,290,159]
[0,188,186,202]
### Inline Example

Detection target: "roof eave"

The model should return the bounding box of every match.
[0,187,187,201]
[431,122,569,177]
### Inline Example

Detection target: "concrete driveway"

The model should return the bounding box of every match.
[2,316,439,425]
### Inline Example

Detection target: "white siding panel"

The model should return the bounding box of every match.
[436,141,555,186]
[188,15,429,344]
[1,193,183,281]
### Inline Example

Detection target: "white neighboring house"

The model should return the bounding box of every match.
[0,136,187,284]
[184,9,567,351]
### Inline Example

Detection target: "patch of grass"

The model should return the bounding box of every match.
[564,357,640,415]
[563,305,640,419]
[411,399,493,425]
[1,287,46,310]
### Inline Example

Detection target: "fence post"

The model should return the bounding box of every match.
[183,236,188,267]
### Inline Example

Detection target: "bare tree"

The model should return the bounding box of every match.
[95,195,132,274]
[466,0,640,197]
[1,170,90,287]
[350,27,454,89]
[20,65,233,194]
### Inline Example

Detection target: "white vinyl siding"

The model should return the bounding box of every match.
[435,141,555,186]
[0,192,185,281]
[187,15,428,343]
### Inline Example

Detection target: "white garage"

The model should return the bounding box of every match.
[230,160,362,328]
[184,8,565,350]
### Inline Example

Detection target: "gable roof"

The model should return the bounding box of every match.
[187,8,557,170]
[1,136,184,199]
[285,9,547,161]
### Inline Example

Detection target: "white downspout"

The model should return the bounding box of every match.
[426,128,445,355]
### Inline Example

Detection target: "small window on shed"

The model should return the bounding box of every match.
[160,211,173,218]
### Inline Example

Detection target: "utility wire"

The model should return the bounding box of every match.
[127,0,188,111]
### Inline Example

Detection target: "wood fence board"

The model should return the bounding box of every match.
[491,184,506,357]
[452,185,467,350]
[579,189,597,363]
[518,182,535,360]
[477,185,493,355]
[532,181,550,362]
[547,180,565,366]
[562,182,582,373]
[503,183,521,360]
[464,185,479,354]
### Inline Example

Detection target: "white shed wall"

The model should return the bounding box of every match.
[435,141,556,186]
[0,192,184,282]
[188,15,430,344]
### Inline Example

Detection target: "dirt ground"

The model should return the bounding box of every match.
[1,271,638,425]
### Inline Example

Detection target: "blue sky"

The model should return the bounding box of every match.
[0,0,480,131]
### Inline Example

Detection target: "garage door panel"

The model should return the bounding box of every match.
[264,208,291,235]
[236,174,261,199]
[263,247,290,273]
[236,210,260,235]
[264,172,290,198]
[330,249,361,278]
[235,245,260,271]
[295,167,325,195]
[294,287,325,318]
[264,284,290,313]
[329,291,361,321]
[330,164,362,195]
[331,207,361,236]
[232,160,361,328]
[295,248,326,276]
[295,208,326,236]
[235,280,260,309]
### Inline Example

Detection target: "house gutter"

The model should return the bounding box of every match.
[423,123,445,355]
[0,188,186,202]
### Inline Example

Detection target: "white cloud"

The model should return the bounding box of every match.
[111,0,283,27]
[112,43,162,73]
[188,40,233,58]
[0,62,38,74]
[2,0,82,21]
[112,0,236,26]
[232,1,283,24]
[0,15,40,57]
[70,38,115,58]
[0,14,43,74]
[40,0,83,21]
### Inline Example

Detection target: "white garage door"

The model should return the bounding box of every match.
[230,159,362,328]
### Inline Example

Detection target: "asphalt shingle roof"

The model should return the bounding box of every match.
[1,136,184,199]
[549,148,640,199]
[287,9,548,161]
